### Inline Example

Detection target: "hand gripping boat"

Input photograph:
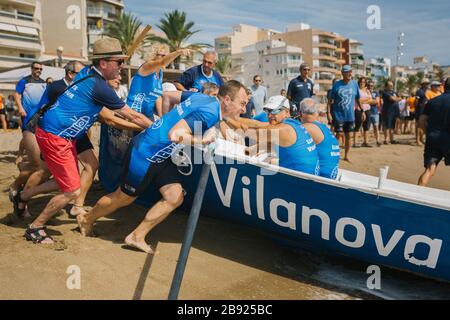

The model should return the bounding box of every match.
[99,126,450,283]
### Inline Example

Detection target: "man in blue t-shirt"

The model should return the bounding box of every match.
[174,51,224,92]
[9,61,46,214]
[77,80,248,253]
[328,65,362,162]
[23,37,152,245]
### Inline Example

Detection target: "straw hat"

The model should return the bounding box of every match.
[89,37,128,60]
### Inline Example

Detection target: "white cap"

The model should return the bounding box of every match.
[263,95,290,111]
[162,82,177,92]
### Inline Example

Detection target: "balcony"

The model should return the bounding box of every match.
[103,0,125,7]
[350,47,364,55]
[0,32,41,51]
[351,59,365,66]
[0,9,40,25]
[87,7,104,18]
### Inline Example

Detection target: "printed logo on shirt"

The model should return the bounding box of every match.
[337,87,353,109]
[147,143,185,164]
[152,118,163,130]
[58,116,90,138]
[131,93,145,113]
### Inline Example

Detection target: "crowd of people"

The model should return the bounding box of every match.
[4,35,449,251]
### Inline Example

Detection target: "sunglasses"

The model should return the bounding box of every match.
[301,68,311,71]
[33,67,43,71]
[254,79,262,82]
[104,59,125,66]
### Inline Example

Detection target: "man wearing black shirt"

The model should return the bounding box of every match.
[418,78,450,186]
[287,63,314,118]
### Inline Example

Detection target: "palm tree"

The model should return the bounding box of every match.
[375,76,389,91]
[436,67,445,81]
[215,55,231,77]
[406,74,417,94]
[415,71,424,87]
[148,10,211,69]
[103,12,148,53]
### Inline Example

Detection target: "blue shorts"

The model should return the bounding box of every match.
[369,114,379,126]
[120,138,182,197]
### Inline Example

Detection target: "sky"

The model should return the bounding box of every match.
[124,0,450,66]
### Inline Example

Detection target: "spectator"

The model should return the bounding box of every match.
[356,77,372,147]
[425,81,442,101]
[45,77,53,85]
[415,79,430,145]
[9,61,46,209]
[250,75,268,114]
[241,87,255,118]
[366,79,381,146]
[0,93,6,131]
[417,78,450,186]
[287,63,314,117]
[327,65,362,162]
[280,89,287,97]
[174,51,224,92]
[381,80,402,144]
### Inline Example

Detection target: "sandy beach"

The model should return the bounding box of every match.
[0,129,449,300]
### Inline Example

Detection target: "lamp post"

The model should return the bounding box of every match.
[394,32,405,92]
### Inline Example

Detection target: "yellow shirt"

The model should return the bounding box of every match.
[425,90,441,101]
[407,96,416,112]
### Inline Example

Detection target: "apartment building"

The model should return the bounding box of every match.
[85,0,123,51]
[39,0,123,62]
[276,24,346,103]
[366,56,391,85]
[344,39,365,78]
[0,0,42,71]
[233,39,303,96]
[215,24,280,59]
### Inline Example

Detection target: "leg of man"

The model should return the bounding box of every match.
[71,148,99,216]
[344,132,351,162]
[27,128,81,243]
[77,187,136,236]
[0,113,7,131]
[125,183,184,253]
[418,164,437,186]
[11,131,40,190]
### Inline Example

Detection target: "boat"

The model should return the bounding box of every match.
[98,125,450,283]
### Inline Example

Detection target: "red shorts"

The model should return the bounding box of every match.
[35,126,80,192]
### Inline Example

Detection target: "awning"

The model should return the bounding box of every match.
[0,65,65,83]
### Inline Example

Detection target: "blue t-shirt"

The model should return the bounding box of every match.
[313,121,340,179]
[39,67,125,139]
[127,67,163,121]
[15,75,46,129]
[176,65,224,91]
[253,111,269,122]
[330,80,360,122]
[278,118,319,175]
[369,91,380,115]
[133,93,220,163]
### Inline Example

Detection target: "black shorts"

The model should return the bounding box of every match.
[354,109,363,131]
[120,143,183,197]
[424,136,450,168]
[415,105,425,121]
[333,120,355,133]
[0,108,5,115]
[76,134,94,155]
[407,112,415,121]
[383,112,398,129]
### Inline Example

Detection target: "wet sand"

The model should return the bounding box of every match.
[0,130,449,300]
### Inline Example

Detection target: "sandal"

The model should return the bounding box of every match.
[24,226,54,244]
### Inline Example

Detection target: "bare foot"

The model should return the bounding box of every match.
[343,157,352,163]
[124,234,157,254]
[70,205,86,217]
[76,214,94,236]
